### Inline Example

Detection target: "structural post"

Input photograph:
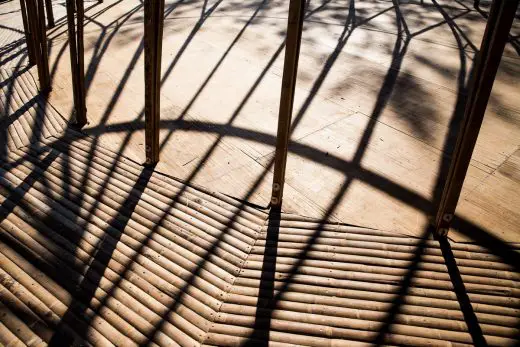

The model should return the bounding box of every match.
[44,0,55,28]
[144,0,165,165]
[26,0,51,92]
[19,0,37,65]
[435,0,519,237]
[271,0,306,207]
[36,0,50,89]
[66,0,87,126]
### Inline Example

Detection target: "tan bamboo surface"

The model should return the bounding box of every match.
[0,68,67,151]
[204,214,520,346]
[1,31,520,347]
[0,132,267,345]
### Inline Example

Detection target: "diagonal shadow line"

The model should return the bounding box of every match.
[0,57,31,163]
[21,4,278,342]
[245,207,280,345]
[1,58,28,120]
[0,150,59,226]
[372,227,430,346]
[0,24,25,35]
[53,0,194,238]
[74,0,214,235]
[245,0,442,344]
[410,7,470,37]
[158,0,270,151]
[44,0,121,40]
[4,0,520,346]
[289,3,394,133]
[139,144,277,345]
[0,36,25,54]
[0,9,23,16]
[158,0,224,88]
[0,65,30,90]
[452,217,520,273]
[47,167,154,346]
[435,0,479,52]
[84,3,144,91]
[472,0,520,55]
[0,46,29,68]
[159,10,284,150]
[437,235,488,346]
[429,0,474,224]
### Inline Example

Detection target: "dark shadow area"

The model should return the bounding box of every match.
[437,234,488,346]
[48,167,154,346]
[0,0,519,345]
[245,208,280,346]
[473,0,520,56]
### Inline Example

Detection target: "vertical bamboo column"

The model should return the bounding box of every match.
[44,0,55,28]
[435,0,519,237]
[144,0,165,165]
[19,0,37,65]
[36,0,50,89]
[26,0,51,92]
[271,0,306,207]
[66,0,87,126]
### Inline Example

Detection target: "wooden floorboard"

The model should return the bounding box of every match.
[29,0,519,242]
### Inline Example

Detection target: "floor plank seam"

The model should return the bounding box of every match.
[201,210,271,346]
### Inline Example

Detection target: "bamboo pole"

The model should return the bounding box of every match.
[66,0,87,126]
[76,0,86,122]
[271,0,305,207]
[144,0,165,165]
[434,0,520,237]
[36,0,50,91]
[19,0,37,65]
[25,0,50,92]
[44,0,54,28]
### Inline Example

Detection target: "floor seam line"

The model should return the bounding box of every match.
[199,209,269,346]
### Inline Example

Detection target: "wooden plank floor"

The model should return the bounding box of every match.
[0,65,520,346]
[9,0,514,243]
